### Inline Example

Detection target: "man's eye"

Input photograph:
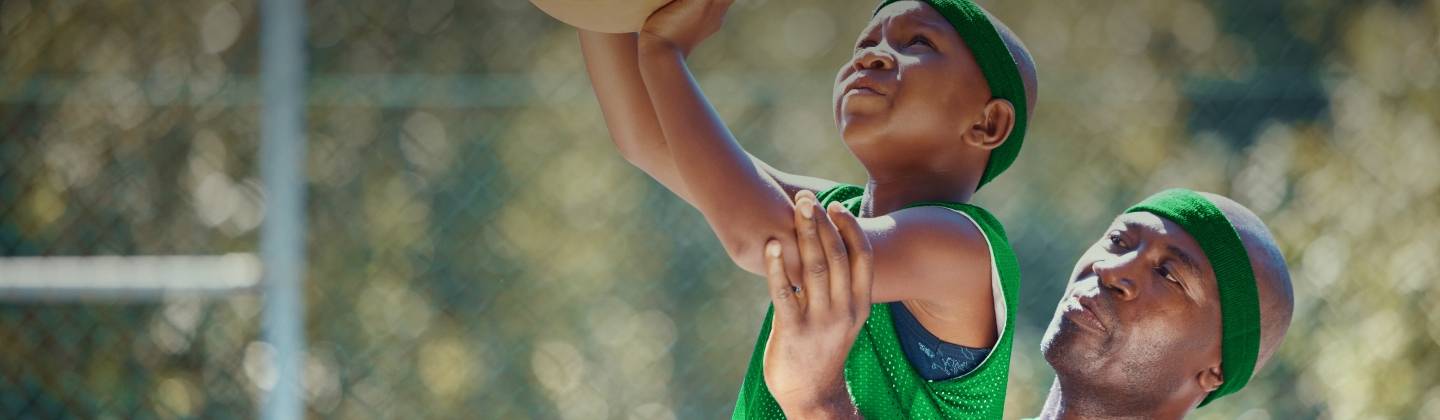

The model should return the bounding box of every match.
[1156,265,1180,284]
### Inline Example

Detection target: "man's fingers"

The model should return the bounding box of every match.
[763,239,801,324]
[817,202,852,310]
[793,190,830,311]
[831,204,875,307]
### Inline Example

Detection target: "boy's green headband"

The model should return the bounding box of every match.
[1126,188,1262,407]
[872,0,1028,190]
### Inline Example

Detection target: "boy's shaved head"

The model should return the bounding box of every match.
[836,1,1039,193]
[986,13,1038,116]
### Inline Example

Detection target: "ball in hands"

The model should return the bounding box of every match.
[528,0,676,33]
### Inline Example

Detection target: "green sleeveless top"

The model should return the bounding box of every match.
[732,184,1021,419]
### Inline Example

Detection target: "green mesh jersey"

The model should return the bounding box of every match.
[732,184,1021,419]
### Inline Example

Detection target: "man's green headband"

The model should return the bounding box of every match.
[1126,188,1262,407]
[873,0,1028,190]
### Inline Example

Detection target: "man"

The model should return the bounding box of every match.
[1034,189,1295,418]
[762,189,1295,419]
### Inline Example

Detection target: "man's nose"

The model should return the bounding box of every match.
[851,46,895,71]
[1094,257,1139,302]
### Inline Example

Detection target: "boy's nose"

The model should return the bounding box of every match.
[851,48,895,71]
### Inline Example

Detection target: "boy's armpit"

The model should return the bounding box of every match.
[856,206,993,309]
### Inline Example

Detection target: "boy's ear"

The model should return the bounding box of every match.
[963,98,1015,151]
[1196,365,1225,393]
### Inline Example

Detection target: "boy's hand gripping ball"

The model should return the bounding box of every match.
[527,0,676,33]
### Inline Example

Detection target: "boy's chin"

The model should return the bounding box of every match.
[837,118,887,145]
[839,132,880,153]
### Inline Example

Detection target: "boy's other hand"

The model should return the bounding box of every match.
[639,0,733,57]
[761,192,871,419]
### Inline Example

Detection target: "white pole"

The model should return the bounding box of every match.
[0,254,261,301]
[259,0,307,418]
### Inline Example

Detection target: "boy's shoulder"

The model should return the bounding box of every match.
[817,183,1010,245]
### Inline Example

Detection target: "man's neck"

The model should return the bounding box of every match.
[1037,379,1185,420]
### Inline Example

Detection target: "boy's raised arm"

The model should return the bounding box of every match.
[579,30,837,208]
[630,0,820,278]
[578,31,698,207]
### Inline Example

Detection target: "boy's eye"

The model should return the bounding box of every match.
[856,39,878,49]
[907,35,932,48]
[1105,231,1129,251]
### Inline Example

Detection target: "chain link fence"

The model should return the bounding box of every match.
[2,0,1438,418]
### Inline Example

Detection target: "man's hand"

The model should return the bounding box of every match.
[761,190,872,419]
[638,0,733,57]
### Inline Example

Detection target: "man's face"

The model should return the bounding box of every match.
[831,1,989,152]
[1041,212,1224,401]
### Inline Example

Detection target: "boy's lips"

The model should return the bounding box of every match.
[845,87,883,99]
[843,74,890,96]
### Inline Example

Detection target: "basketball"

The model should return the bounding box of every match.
[528,0,676,33]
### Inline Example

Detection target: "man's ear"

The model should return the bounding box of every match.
[1197,365,1225,393]
[962,98,1015,151]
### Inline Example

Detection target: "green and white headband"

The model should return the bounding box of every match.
[1127,188,1261,407]
[873,0,1028,190]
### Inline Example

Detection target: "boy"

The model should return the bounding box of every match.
[577,0,1037,417]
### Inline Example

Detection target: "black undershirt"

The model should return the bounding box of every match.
[888,301,992,381]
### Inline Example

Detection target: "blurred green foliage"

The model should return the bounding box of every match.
[1,0,1438,418]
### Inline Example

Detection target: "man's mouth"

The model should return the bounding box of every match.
[1062,291,1111,333]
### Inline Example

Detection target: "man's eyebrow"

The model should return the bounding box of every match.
[1166,244,1203,279]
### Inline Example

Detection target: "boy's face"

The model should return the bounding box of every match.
[1040,212,1225,404]
[832,1,991,154]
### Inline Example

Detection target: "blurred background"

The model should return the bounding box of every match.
[1,0,1437,418]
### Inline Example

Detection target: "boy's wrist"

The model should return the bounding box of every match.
[636,31,688,58]
[577,28,632,42]
[779,382,860,419]
[794,396,861,420]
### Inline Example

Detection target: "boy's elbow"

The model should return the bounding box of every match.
[718,217,793,277]
[612,144,654,172]
[613,140,662,170]
[722,237,767,276]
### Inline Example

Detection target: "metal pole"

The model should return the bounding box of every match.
[0,254,261,301]
[259,0,307,418]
